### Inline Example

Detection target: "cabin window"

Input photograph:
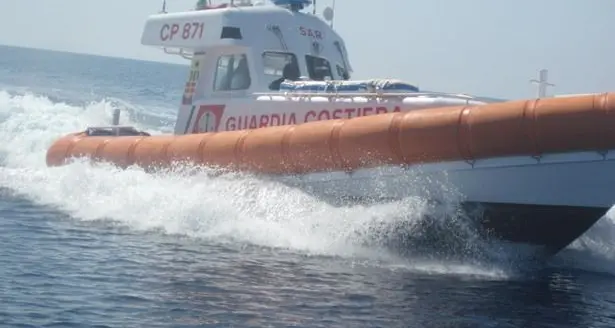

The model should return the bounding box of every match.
[336,64,350,80]
[213,53,251,91]
[305,55,333,81]
[262,51,300,90]
[262,52,299,78]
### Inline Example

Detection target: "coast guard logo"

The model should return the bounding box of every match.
[192,105,225,133]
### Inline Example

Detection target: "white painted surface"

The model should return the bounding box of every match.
[276,150,615,208]
[138,3,495,134]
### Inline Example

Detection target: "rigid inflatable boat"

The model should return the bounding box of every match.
[46,0,615,256]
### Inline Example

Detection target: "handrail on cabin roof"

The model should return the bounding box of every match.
[252,91,480,100]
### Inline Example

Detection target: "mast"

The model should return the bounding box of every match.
[530,69,555,98]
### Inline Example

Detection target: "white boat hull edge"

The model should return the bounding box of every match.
[273,150,615,254]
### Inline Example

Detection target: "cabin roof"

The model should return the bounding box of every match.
[141,4,344,52]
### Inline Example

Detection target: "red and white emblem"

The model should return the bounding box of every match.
[192,105,225,133]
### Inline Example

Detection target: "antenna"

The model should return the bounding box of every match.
[160,0,167,13]
[529,68,555,98]
[331,0,336,27]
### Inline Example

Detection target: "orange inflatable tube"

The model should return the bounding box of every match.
[46,93,615,174]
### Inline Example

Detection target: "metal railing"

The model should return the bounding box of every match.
[252,90,481,101]
[162,47,194,60]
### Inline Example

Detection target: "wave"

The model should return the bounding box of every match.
[0,89,613,279]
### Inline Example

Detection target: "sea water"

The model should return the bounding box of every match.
[1,44,615,327]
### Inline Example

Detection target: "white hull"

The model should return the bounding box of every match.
[271,150,615,253]
[180,93,491,134]
[277,150,615,209]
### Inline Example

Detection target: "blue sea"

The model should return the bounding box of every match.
[2,44,615,327]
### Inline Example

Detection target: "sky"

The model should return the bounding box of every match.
[0,0,614,99]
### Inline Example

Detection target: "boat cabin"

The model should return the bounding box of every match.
[138,0,485,135]
[141,0,357,96]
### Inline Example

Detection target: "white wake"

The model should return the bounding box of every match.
[0,89,613,279]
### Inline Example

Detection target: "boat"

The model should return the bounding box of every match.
[45,0,615,257]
